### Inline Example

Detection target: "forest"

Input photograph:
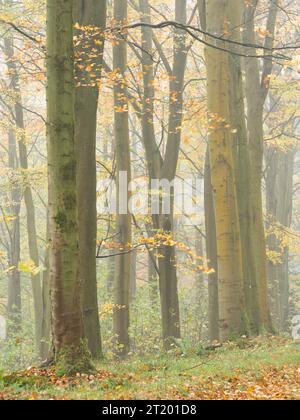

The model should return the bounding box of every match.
[0,0,300,402]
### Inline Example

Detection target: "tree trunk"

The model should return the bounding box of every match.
[148,252,158,305]
[227,2,259,334]
[195,234,206,341]
[138,0,162,182]
[266,139,294,332]
[17,104,43,354]
[204,150,219,342]
[243,0,278,333]
[3,33,43,353]
[46,0,92,375]
[113,0,132,357]
[7,127,22,335]
[205,0,247,341]
[74,0,107,360]
[199,0,219,343]
[106,251,115,293]
[137,0,187,349]
[41,217,51,361]
[156,0,188,349]
[130,249,137,300]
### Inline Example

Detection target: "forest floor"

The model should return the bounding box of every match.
[1,337,300,400]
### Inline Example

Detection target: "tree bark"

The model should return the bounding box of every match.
[46,0,92,375]
[243,0,278,333]
[130,249,137,300]
[227,1,259,334]
[6,127,22,335]
[205,0,247,341]
[74,0,107,359]
[41,216,51,361]
[265,96,295,332]
[137,0,187,349]
[113,0,132,357]
[3,32,43,352]
[148,252,158,306]
[204,150,219,342]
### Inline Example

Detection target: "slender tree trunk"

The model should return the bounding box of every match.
[7,128,22,335]
[41,238,51,360]
[156,0,188,349]
[17,104,43,354]
[106,251,115,293]
[197,0,206,31]
[138,0,187,348]
[204,150,219,342]
[243,0,278,333]
[46,0,92,375]
[195,234,206,341]
[138,0,160,308]
[138,0,162,182]
[130,249,137,300]
[266,142,294,332]
[74,0,106,359]
[40,216,51,361]
[157,218,181,348]
[148,252,158,305]
[199,0,220,342]
[3,33,43,353]
[113,0,132,357]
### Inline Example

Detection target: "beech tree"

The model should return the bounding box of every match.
[135,0,188,349]
[113,0,132,357]
[74,0,106,359]
[205,0,247,340]
[46,0,92,374]
[3,30,43,354]
[243,0,278,333]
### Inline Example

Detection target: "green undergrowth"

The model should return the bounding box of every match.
[1,337,300,400]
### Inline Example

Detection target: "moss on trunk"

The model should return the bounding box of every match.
[55,340,95,377]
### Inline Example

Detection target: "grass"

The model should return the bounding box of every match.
[1,336,300,400]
